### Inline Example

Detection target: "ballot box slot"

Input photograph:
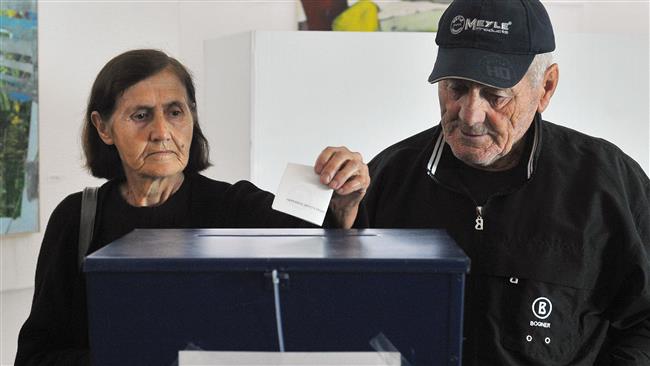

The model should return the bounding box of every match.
[196,234,379,237]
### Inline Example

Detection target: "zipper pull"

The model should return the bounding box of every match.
[475,206,484,231]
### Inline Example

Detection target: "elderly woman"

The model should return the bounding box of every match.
[16,49,369,365]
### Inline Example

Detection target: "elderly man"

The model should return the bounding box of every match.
[361,0,650,365]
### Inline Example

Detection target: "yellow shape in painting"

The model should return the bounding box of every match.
[332,0,379,32]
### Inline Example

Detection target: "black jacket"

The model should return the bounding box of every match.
[362,116,650,365]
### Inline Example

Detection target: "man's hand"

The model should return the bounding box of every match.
[314,146,370,229]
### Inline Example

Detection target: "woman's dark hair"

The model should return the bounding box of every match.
[82,49,210,179]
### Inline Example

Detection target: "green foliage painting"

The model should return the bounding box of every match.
[0,0,38,234]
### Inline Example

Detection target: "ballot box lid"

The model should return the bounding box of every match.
[84,229,469,273]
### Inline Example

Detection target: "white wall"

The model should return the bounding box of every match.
[0,1,647,365]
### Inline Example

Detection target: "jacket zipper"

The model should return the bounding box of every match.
[428,172,488,231]
[427,122,539,233]
[475,206,484,231]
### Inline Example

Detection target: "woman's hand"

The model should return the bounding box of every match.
[314,146,370,229]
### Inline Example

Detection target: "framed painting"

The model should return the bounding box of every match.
[298,0,451,32]
[0,0,38,235]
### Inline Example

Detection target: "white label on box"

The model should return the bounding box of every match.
[178,351,401,366]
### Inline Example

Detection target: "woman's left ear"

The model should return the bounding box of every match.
[537,63,559,113]
[91,111,114,145]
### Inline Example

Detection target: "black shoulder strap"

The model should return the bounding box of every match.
[78,186,99,270]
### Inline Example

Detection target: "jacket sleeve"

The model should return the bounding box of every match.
[224,180,322,228]
[597,260,650,365]
[355,152,389,228]
[597,171,650,365]
[15,194,91,366]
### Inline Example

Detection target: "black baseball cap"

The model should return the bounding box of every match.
[428,0,555,88]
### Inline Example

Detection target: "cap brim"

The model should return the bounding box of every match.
[428,47,535,89]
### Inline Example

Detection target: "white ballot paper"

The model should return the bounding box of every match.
[178,351,401,366]
[272,163,334,226]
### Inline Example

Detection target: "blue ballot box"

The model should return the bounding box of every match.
[84,229,469,366]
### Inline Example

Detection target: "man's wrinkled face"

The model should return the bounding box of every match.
[438,76,542,170]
